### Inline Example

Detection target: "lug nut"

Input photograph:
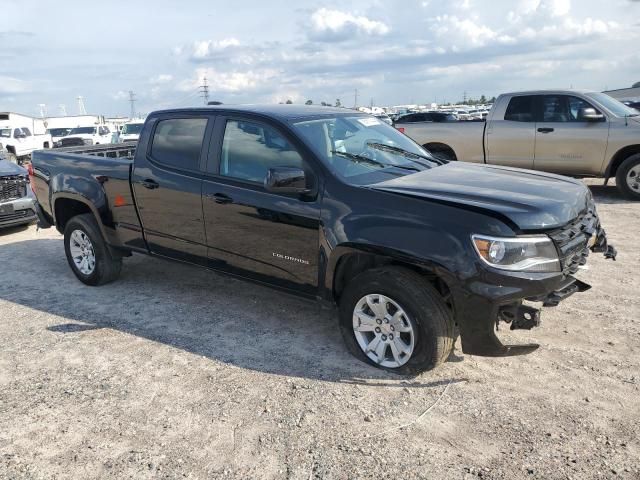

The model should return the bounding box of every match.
[389,334,394,340]
[375,327,381,333]
[390,325,395,331]
[385,318,390,323]
[376,319,382,325]
[381,334,387,341]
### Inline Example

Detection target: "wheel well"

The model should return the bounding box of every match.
[43,141,50,148]
[607,145,640,179]
[423,142,457,161]
[6,145,16,155]
[54,198,93,232]
[333,253,454,311]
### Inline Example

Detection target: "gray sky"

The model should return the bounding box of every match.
[1,0,639,117]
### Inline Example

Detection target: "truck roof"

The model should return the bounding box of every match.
[150,104,362,121]
[500,89,596,96]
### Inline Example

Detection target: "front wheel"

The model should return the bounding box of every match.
[616,153,640,200]
[64,213,122,286]
[339,267,455,375]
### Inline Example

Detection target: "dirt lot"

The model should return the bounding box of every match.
[0,180,638,480]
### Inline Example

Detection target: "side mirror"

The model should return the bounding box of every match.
[264,167,310,194]
[578,107,605,122]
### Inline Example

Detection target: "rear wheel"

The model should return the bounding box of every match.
[339,267,455,375]
[616,153,640,200]
[64,213,121,286]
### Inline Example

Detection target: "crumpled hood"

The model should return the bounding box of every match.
[0,158,27,176]
[371,162,590,230]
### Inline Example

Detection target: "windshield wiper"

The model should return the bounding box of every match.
[330,151,421,172]
[365,142,446,166]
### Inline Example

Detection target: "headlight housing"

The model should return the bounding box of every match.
[82,139,94,145]
[472,234,560,273]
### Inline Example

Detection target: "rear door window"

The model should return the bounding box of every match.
[504,96,536,122]
[150,118,208,171]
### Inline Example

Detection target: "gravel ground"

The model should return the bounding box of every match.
[0,180,638,480]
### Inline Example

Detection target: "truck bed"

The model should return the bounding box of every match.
[31,142,143,251]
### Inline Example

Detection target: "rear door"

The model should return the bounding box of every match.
[533,94,609,176]
[131,114,211,265]
[201,116,321,294]
[485,95,536,169]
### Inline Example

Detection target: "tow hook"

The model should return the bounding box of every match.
[498,304,541,331]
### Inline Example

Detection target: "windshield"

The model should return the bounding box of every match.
[291,115,439,185]
[47,128,71,137]
[585,92,639,117]
[0,128,10,138]
[69,127,97,135]
[121,123,144,135]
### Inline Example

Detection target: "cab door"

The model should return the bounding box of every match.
[533,95,609,176]
[131,115,211,265]
[201,116,321,294]
[485,95,536,169]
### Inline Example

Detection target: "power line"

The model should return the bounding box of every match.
[129,91,137,119]
[200,77,210,105]
[77,96,86,115]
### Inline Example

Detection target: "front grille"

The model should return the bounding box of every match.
[0,175,28,201]
[0,209,31,223]
[548,203,600,276]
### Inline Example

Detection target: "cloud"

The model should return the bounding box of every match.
[187,38,241,60]
[308,8,390,42]
[149,74,173,84]
[178,67,280,94]
[0,76,28,95]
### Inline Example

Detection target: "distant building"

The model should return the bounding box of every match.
[603,87,640,102]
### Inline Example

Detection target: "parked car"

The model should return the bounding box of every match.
[46,127,72,145]
[400,90,640,199]
[31,105,616,374]
[118,122,145,143]
[394,112,457,127]
[0,156,36,228]
[374,114,393,126]
[0,126,52,164]
[59,125,112,147]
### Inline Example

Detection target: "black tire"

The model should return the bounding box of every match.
[615,153,640,200]
[64,213,121,286]
[339,266,455,375]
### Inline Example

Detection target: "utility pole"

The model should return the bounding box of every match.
[370,98,374,109]
[463,91,467,104]
[38,104,47,118]
[354,89,359,108]
[77,96,87,115]
[200,77,210,105]
[59,104,67,116]
[129,91,137,119]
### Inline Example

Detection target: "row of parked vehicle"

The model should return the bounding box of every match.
[48,121,144,149]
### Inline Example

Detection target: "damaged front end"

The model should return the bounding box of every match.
[458,202,617,358]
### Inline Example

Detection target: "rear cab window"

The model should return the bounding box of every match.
[504,96,536,122]
[150,118,208,171]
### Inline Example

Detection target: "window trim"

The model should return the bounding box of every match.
[146,115,212,175]
[539,94,605,123]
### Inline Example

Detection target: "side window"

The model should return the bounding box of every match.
[220,120,303,183]
[22,128,32,136]
[567,96,600,122]
[150,118,208,171]
[13,128,22,138]
[542,95,570,122]
[504,96,535,122]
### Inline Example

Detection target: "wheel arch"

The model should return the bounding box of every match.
[52,193,106,238]
[423,142,457,161]
[327,245,456,312]
[605,144,640,179]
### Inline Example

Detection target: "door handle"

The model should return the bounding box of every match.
[537,127,555,133]
[140,179,159,190]
[206,193,233,204]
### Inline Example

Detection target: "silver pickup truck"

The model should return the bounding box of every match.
[398,90,640,199]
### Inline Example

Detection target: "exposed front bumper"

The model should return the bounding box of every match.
[0,196,37,229]
[455,225,615,357]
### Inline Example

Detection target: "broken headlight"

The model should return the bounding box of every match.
[472,234,560,273]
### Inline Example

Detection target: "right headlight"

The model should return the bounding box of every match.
[472,234,560,273]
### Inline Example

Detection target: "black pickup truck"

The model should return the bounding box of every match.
[31,105,616,374]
